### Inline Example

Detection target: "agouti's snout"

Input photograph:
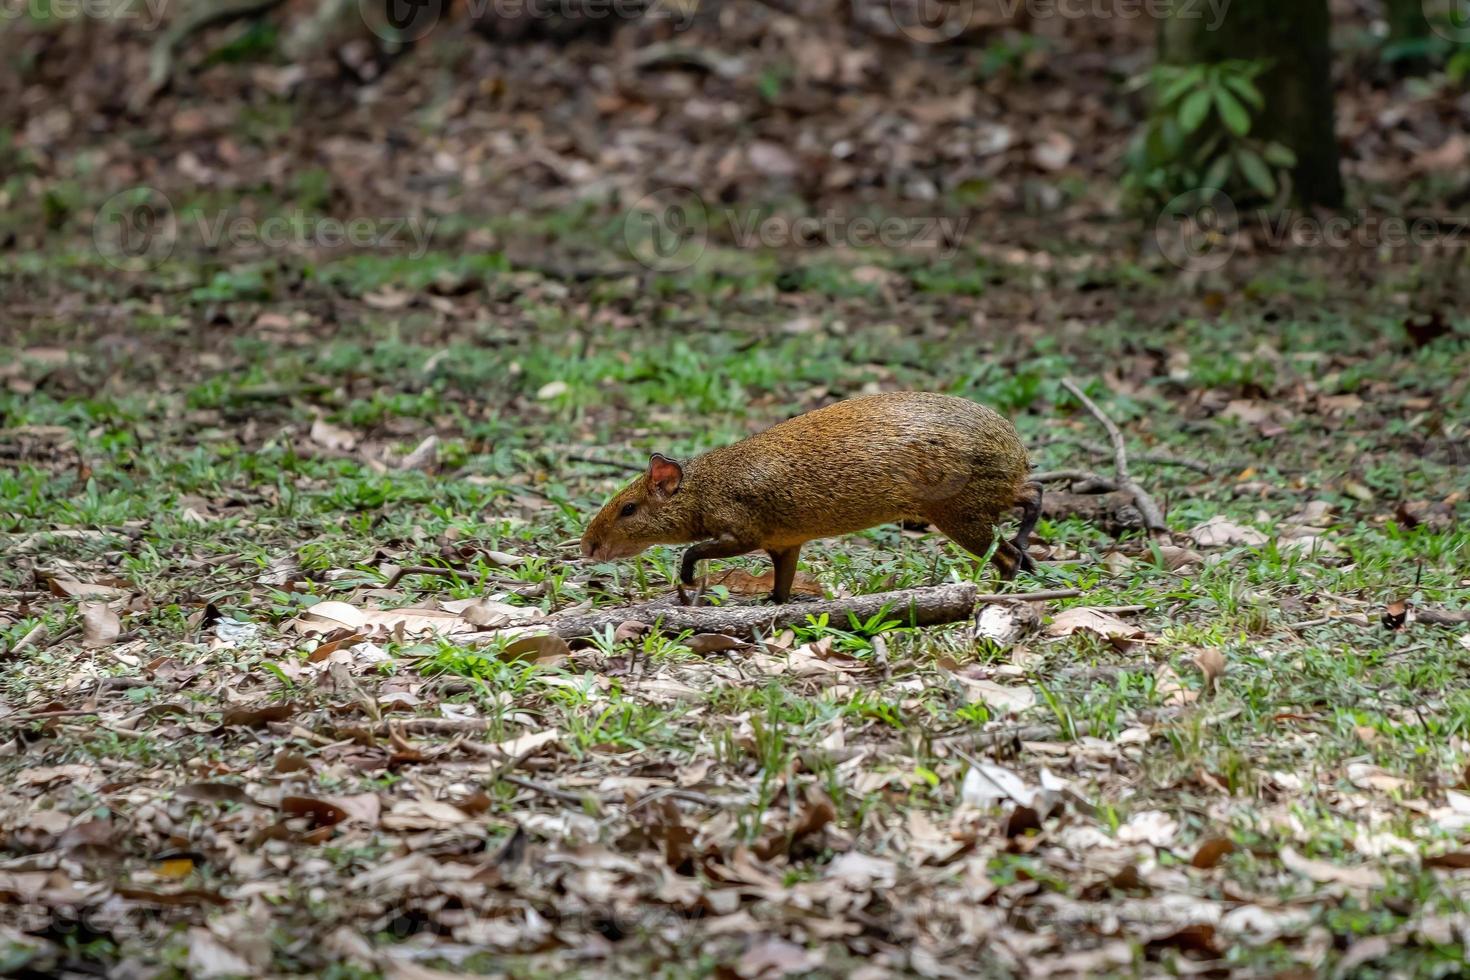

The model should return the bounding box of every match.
[580,392,1040,603]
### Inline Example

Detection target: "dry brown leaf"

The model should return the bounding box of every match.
[221,703,295,728]
[1279,846,1385,889]
[960,761,1036,808]
[380,799,473,831]
[1193,648,1225,692]
[175,783,261,807]
[187,928,254,979]
[1154,664,1196,705]
[1335,935,1393,975]
[48,575,128,599]
[306,630,367,663]
[1117,809,1178,848]
[257,553,304,587]
[489,728,561,758]
[1045,607,1146,650]
[1190,837,1236,869]
[1347,763,1411,793]
[16,764,94,787]
[1424,851,1470,869]
[309,419,359,452]
[953,676,1036,715]
[502,634,572,666]
[1031,131,1075,171]
[686,633,748,655]
[976,601,1041,647]
[399,434,439,472]
[292,601,472,637]
[1189,516,1269,548]
[459,599,523,627]
[705,565,822,597]
[80,601,120,648]
[280,796,350,829]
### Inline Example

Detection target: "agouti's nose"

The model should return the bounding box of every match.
[580,539,595,559]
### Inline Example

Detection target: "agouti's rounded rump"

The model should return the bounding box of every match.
[580,392,1041,603]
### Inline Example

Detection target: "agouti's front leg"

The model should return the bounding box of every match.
[678,535,757,606]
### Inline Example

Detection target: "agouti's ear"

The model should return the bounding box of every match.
[647,453,683,499]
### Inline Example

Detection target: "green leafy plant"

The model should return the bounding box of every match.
[1450,48,1470,85]
[1125,60,1297,208]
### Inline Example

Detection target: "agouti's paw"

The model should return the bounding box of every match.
[677,582,704,607]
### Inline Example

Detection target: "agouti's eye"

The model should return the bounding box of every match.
[619,502,637,518]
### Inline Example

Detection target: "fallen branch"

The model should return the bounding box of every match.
[134,0,289,110]
[545,584,1079,640]
[503,774,601,807]
[934,722,1093,749]
[1060,379,1169,536]
[1031,469,1118,490]
[361,717,496,736]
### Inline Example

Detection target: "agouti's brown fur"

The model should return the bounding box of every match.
[580,392,1042,603]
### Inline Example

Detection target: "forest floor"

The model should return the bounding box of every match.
[3,6,1470,979]
[3,210,1468,977]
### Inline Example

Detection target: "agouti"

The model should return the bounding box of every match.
[580,392,1042,603]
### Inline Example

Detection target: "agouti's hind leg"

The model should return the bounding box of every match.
[1011,480,1043,572]
[766,545,802,604]
[929,514,1025,581]
[678,535,757,606]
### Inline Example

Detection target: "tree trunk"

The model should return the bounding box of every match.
[1160,0,1343,208]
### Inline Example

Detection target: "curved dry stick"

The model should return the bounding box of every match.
[1030,469,1120,491]
[1060,379,1169,536]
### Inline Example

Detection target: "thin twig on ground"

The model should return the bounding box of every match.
[1030,469,1119,489]
[934,722,1094,749]
[971,589,1082,603]
[383,565,469,589]
[1056,437,1216,475]
[502,774,602,807]
[1060,378,1170,536]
